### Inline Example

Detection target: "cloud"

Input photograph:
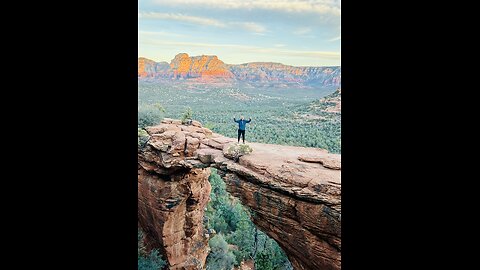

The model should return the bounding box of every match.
[293,27,312,35]
[139,12,267,33]
[152,0,341,16]
[230,22,267,33]
[139,12,225,27]
[274,44,286,47]
[328,35,341,42]
[139,39,256,49]
[254,48,340,60]
[139,30,186,38]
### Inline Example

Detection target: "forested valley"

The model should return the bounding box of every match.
[138,82,341,269]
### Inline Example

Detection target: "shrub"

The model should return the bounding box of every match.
[138,103,165,128]
[204,122,215,130]
[138,128,150,148]
[181,107,193,124]
[238,144,253,154]
[224,143,253,161]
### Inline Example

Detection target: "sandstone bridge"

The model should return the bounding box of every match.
[138,118,341,270]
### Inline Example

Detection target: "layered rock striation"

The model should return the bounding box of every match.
[170,53,233,79]
[138,119,341,270]
[138,57,171,78]
[138,54,341,87]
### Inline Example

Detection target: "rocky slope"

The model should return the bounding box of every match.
[138,119,341,270]
[228,62,341,87]
[138,53,341,87]
[308,88,341,114]
[138,57,171,78]
[170,53,234,79]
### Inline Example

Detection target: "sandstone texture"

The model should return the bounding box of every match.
[138,57,171,78]
[138,120,341,270]
[170,53,234,79]
[138,166,211,270]
[138,54,341,87]
[229,62,341,87]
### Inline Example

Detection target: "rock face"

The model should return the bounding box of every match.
[138,119,341,270]
[138,54,341,87]
[307,88,342,114]
[138,166,211,270]
[170,53,234,79]
[228,62,341,87]
[138,119,214,269]
[138,57,171,78]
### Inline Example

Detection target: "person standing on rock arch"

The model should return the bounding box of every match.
[233,115,251,144]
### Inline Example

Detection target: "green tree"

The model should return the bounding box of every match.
[138,250,167,270]
[206,234,236,270]
[228,219,255,263]
[205,170,293,269]
[255,250,275,270]
[138,103,165,128]
[181,107,193,123]
[205,170,234,234]
[152,103,165,113]
[138,229,167,270]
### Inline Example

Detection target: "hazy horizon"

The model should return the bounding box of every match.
[139,53,341,67]
[139,0,341,67]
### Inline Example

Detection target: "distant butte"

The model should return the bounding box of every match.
[138,53,341,87]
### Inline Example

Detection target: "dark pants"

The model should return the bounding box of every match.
[237,129,245,143]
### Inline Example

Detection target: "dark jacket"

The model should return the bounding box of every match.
[234,118,251,130]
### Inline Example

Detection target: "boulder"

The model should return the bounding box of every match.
[191,120,202,127]
[298,154,341,170]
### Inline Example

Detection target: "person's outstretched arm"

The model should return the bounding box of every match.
[246,118,252,123]
[234,117,239,123]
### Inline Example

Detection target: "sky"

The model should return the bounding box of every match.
[138,0,340,67]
